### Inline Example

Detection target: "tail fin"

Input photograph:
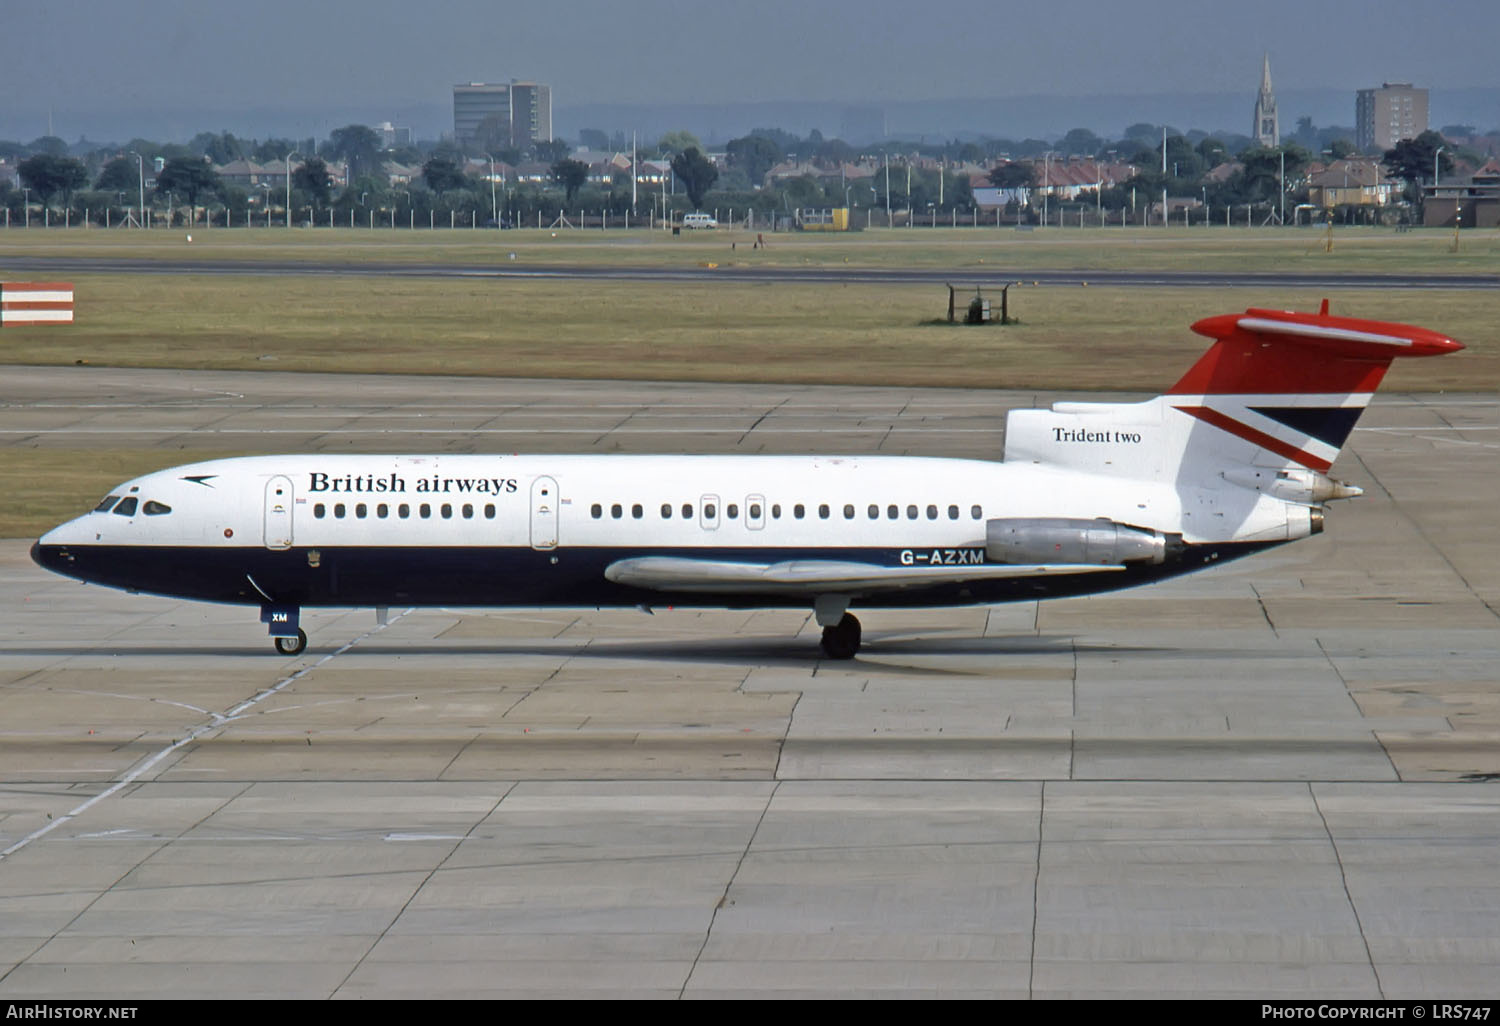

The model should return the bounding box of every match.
[1004,303,1463,488]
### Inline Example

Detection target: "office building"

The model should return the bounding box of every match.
[453,81,552,151]
[1356,84,1429,152]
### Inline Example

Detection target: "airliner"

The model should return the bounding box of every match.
[31,304,1461,659]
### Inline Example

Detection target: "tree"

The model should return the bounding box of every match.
[292,157,333,209]
[550,158,589,205]
[1235,144,1310,206]
[17,153,88,206]
[422,157,468,194]
[27,136,68,157]
[578,129,610,151]
[1328,139,1358,160]
[658,130,703,157]
[987,163,1035,190]
[1196,137,1229,168]
[190,131,244,164]
[95,156,138,193]
[532,139,570,163]
[327,124,383,183]
[1058,128,1103,156]
[725,134,782,186]
[154,157,220,212]
[1384,130,1451,191]
[669,147,718,209]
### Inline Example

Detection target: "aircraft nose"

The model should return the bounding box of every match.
[31,538,69,574]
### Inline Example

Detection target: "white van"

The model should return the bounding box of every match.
[681,212,718,229]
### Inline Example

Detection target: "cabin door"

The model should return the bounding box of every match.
[263,476,294,550]
[530,476,559,550]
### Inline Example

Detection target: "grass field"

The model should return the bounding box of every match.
[0,274,1489,392]
[1,226,1493,536]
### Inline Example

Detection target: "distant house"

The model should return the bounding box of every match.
[216,159,287,188]
[1024,158,1135,200]
[972,158,1136,210]
[381,160,423,186]
[1305,159,1399,208]
[512,161,553,185]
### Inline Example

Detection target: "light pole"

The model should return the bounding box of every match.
[483,153,497,224]
[1434,145,1445,188]
[284,152,301,229]
[1043,152,1050,226]
[22,187,29,229]
[130,151,145,228]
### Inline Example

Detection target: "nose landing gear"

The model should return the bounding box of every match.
[273,629,308,656]
[261,603,305,656]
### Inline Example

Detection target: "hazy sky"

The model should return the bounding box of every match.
[5,0,1498,140]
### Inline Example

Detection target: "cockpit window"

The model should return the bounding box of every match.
[112,497,139,517]
[143,500,172,516]
[94,495,121,513]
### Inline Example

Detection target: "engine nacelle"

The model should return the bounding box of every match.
[1221,467,1362,503]
[985,517,1181,566]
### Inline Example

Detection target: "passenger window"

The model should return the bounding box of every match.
[632,504,643,519]
[749,503,761,519]
[971,505,983,520]
[441,504,453,519]
[794,504,805,519]
[771,504,781,519]
[704,502,717,519]
[314,503,326,519]
[420,503,431,518]
[906,504,918,519]
[948,504,959,520]
[463,504,474,519]
[611,503,623,519]
[843,504,855,519]
[356,503,367,518]
[868,504,879,520]
[591,503,602,519]
[399,504,410,519]
[887,504,898,520]
[682,503,693,519]
[927,504,938,520]
[661,503,672,519]
[334,503,346,518]
[377,503,389,518]
[727,504,738,519]
[485,504,496,519]
[143,500,172,516]
[94,495,121,513]
[818,504,830,519]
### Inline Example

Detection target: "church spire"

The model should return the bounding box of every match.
[1254,52,1279,147]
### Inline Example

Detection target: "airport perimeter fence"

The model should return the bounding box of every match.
[0,202,1396,231]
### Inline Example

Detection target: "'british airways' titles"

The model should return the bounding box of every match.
[308,472,518,495]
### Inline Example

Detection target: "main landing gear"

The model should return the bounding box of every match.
[815,595,861,660]
[820,613,862,660]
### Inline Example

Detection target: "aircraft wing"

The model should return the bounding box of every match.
[603,556,1123,595]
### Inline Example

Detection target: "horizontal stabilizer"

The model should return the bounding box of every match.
[605,556,1121,595]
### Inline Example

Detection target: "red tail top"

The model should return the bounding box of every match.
[1170,305,1464,396]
